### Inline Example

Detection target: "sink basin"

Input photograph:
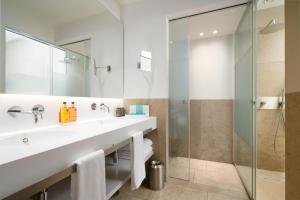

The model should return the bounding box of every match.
[0,130,79,146]
[0,116,157,199]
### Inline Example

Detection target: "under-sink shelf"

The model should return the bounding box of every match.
[106,158,131,200]
[105,151,154,200]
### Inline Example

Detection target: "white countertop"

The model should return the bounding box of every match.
[0,116,155,166]
[0,115,157,198]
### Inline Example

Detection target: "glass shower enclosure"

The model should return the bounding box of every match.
[168,2,256,199]
[169,17,190,180]
[234,2,255,198]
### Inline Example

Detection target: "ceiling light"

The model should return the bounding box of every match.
[213,30,218,34]
[199,32,204,37]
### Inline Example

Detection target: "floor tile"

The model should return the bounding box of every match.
[112,159,250,200]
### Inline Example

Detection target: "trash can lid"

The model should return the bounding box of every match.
[150,160,163,166]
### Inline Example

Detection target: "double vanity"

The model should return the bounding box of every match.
[0,116,157,199]
[0,0,157,199]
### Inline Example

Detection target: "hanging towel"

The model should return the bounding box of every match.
[131,131,146,190]
[71,150,106,200]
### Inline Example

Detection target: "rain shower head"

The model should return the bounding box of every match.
[260,19,284,34]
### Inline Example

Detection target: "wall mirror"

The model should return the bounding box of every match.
[0,0,124,98]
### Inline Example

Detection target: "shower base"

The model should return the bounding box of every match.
[256,169,285,200]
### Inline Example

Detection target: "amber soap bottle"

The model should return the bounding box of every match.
[69,102,77,122]
[59,102,69,123]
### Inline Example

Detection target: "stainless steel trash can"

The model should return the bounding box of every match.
[149,160,164,190]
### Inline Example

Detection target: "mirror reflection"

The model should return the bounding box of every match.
[1,0,124,98]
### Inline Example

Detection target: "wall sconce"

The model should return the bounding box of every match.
[93,58,111,75]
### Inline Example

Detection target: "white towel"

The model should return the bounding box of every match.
[131,131,146,190]
[144,146,153,159]
[143,138,153,148]
[71,150,106,200]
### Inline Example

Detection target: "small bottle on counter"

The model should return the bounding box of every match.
[69,102,77,122]
[59,102,69,124]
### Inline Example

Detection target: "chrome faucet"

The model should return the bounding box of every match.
[32,104,45,123]
[7,104,45,123]
[99,103,110,113]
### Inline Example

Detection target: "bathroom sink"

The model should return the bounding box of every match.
[0,130,79,147]
[0,116,157,199]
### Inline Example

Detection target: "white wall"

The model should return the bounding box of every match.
[55,12,124,98]
[0,94,122,136]
[122,0,247,99]
[189,35,234,99]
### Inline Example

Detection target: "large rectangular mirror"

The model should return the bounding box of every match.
[0,0,123,98]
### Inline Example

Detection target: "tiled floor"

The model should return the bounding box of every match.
[256,169,285,200]
[112,158,249,200]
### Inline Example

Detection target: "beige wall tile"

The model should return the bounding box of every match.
[256,62,285,97]
[190,100,233,163]
[285,0,300,199]
[123,99,168,180]
[256,110,285,171]
[286,92,300,200]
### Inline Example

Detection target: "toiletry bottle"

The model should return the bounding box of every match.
[59,102,69,123]
[69,102,77,122]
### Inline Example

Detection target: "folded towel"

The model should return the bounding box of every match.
[119,144,130,152]
[143,138,153,148]
[118,150,131,160]
[131,131,146,190]
[71,150,106,200]
[144,146,153,159]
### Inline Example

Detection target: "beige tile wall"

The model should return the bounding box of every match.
[256,110,285,172]
[123,99,168,180]
[190,100,233,164]
[285,92,300,200]
[256,5,285,172]
[285,1,300,199]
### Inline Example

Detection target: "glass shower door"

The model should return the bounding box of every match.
[234,2,255,198]
[169,18,190,180]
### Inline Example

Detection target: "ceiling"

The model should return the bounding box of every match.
[170,5,246,41]
[189,5,246,40]
[3,0,107,27]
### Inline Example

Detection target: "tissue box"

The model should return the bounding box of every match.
[129,105,149,116]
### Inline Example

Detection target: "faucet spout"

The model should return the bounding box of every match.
[100,103,110,113]
[7,104,45,123]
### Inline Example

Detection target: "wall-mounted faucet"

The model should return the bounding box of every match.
[90,102,110,113]
[99,103,110,113]
[32,105,45,123]
[7,104,45,123]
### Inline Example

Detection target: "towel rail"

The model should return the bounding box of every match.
[3,128,156,200]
